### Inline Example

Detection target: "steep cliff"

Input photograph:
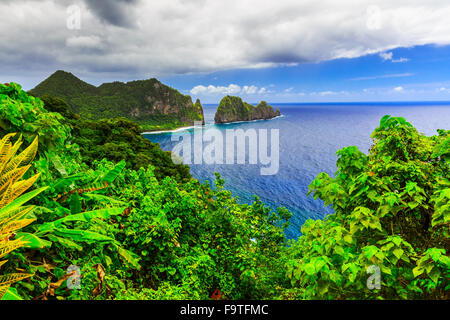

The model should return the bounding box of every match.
[214,96,280,124]
[30,70,205,131]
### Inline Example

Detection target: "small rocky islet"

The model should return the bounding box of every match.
[214,95,281,124]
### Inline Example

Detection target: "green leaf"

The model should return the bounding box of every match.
[428,268,441,284]
[39,207,125,232]
[50,174,82,193]
[102,160,126,183]
[364,245,379,259]
[50,155,67,177]
[16,232,52,249]
[1,287,23,300]
[116,245,141,270]
[0,187,48,220]
[47,234,83,251]
[304,263,315,276]
[393,248,404,260]
[412,266,424,277]
[69,193,81,215]
[53,228,116,243]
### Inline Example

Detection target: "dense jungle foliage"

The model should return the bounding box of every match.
[38,95,191,183]
[29,70,204,131]
[0,82,448,300]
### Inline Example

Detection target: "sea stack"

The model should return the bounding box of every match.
[214,95,280,124]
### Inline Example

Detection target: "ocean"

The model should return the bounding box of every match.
[144,102,450,239]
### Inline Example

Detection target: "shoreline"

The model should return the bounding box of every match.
[216,114,285,126]
[141,125,200,135]
[141,114,284,135]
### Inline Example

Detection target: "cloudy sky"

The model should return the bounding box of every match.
[1,0,450,103]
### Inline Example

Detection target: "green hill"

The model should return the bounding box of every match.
[30,70,205,131]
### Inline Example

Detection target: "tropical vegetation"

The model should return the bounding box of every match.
[0,82,448,300]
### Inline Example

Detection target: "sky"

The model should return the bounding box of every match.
[1,0,450,103]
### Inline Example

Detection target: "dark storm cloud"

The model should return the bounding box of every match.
[83,0,140,27]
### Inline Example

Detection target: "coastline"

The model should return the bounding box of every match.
[142,115,285,135]
[216,114,285,125]
[141,125,200,135]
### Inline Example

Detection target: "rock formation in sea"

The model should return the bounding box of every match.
[214,95,280,124]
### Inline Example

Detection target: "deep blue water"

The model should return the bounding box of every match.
[144,103,450,239]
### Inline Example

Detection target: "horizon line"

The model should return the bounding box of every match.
[203,100,450,105]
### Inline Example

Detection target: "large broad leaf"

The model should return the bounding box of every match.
[51,174,83,193]
[50,154,68,177]
[69,193,81,214]
[1,287,23,300]
[116,245,141,270]
[101,160,126,183]
[0,186,48,220]
[53,228,116,243]
[81,193,127,206]
[47,234,83,251]
[38,207,125,232]
[16,232,52,249]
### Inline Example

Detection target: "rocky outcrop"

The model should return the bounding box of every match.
[29,70,205,131]
[194,99,206,125]
[214,96,280,124]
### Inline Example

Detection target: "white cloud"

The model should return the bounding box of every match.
[242,85,258,94]
[190,84,271,97]
[0,0,449,83]
[191,84,264,96]
[379,52,393,61]
[284,87,294,93]
[66,36,102,48]
[394,86,404,91]
[379,51,409,63]
[190,84,240,95]
[319,91,337,96]
[351,73,414,81]
[258,87,267,94]
[392,57,409,63]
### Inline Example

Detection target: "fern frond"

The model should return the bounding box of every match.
[0,260,7,269]
[0,219,36,236]
[0,239,27,259]
[0,133,16,165]
[9,173,41,205]
[0,206,35,228]
[0,273,33,287]
[0,165,30,197]
[0,181,13,210]
[0,187,47,221]
[0,284,10,300]
[2,136,37,176]
[0,137,23,174]
[0,173,40,208]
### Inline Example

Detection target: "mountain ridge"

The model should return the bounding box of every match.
[29,70,205,131]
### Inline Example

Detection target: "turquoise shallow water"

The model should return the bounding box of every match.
[144,102,450,239]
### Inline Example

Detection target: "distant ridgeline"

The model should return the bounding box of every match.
[214,95,280,124]
[29,70,205,131]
